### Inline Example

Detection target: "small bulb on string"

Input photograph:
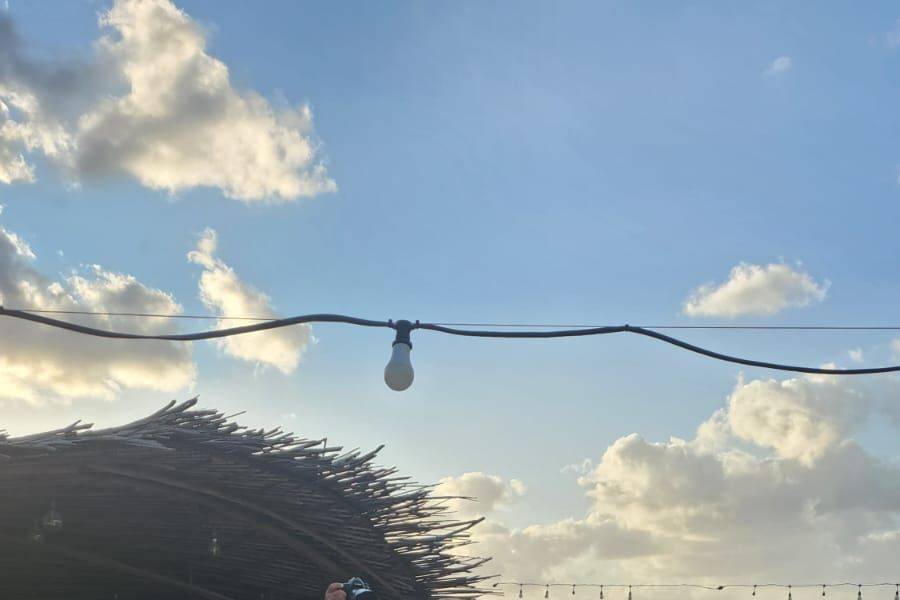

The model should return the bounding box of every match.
[752,586,757,597]
[788,585,792,600]
[628,586,632,600]
[28,519,44,544]
[857,586,862,600]
[573,586,577,596]
[208,530,222,558]
[600,587,604,600]
[545,586,550,599]
[384,321,414,391]
[894,585,898,600]
[519,586,523,599]
[822,586,826,597]
[42,499,63,533]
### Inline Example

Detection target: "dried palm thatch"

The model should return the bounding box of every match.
[0,398,492,600]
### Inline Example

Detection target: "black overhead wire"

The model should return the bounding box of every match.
[1,306,900,376]
[8,309,900,330]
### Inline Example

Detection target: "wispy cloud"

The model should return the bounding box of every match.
[187,228,311,373]
[764,55,792,76]
[887,19,900,48]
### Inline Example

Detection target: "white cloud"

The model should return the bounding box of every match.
[849,348,864,364]
[0,216,195,404]
[683,262,828,318]
[0,0,335,201]
[887,20,900,48]
[562,458,594,476]
[436,471,527,516]
[463,373,900,587]
[764,56,792,76]
[187,228,310,373]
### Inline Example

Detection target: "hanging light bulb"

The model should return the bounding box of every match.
[545,586,550,599]
[857,586,862,600]
[384,320,414,391]
[894,585,898,600]
[822,586,826,597]
[600,587,604,600]
[28,519,44,544]
[208,531,222,558]
[752,586,757,597]
[42,499,63,533]
[788,586,792,600]
[519,586,523,599]
[573,586,576,596]
[628,587,632,600]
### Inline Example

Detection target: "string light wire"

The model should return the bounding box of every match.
[2,307,900,378]
[491,583,900,595]
[8,308,900,330]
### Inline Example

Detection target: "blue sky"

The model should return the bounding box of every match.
[2,0,900,588]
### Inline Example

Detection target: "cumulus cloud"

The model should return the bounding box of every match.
[436,472,526,516]
[764,56,792,76]
[463,373,900,588]
[683,262,828,318]
[187,228,310,373]
[0,0,335,201]
[0,214,194,404]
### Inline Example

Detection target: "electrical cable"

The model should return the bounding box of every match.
[1,307,899,376]
[7,308,900,330]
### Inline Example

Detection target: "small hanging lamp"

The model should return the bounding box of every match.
[42,499,63,533]
[28,519,44,544]
[208,530,222,558]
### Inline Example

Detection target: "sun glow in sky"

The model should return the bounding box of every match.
[2,0,900,593]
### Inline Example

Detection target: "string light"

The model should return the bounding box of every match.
[519,586,523,599]
[28,518,44,544]
[5,307,900,392]
[41,499,63,533]
[208,530,221,558]
[493,583,900,596]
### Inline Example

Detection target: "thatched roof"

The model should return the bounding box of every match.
[0,399,491,600]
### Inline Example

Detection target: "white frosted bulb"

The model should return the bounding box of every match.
[384,342,414,391]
